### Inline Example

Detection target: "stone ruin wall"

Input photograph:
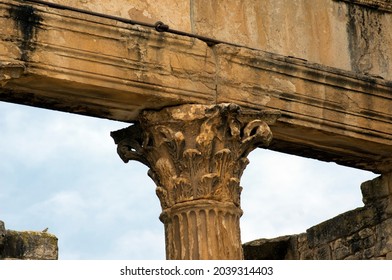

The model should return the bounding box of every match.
[0,221,58,260]
[244,173,392,260]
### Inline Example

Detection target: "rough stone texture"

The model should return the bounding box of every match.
[0,221,6,258]
[346,3,392,77]
[45,0,192,32]
[192,0,392,80]
[0,221,58,260]
[111,104,279,259]
[214,44,392,173]
[243,173,392,260]
[0,0,217,120]
[243,236,296,260]
[337,0,392,12]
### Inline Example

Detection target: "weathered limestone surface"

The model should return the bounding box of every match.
[0,0,216,120]
[39,0,392,80]
[44,0,193,32]
[243,173,392,260]
[111,104,279,259]
[215,44,392,173]
[0,221,58,260]
[338,0,392,13]
[1,0,391,173]
[193,0,392,80]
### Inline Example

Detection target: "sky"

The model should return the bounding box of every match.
[0,101,377,259]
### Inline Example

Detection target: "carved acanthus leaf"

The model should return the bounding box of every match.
[111,104,279,210]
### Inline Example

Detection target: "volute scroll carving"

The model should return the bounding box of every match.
[110,122,150,167]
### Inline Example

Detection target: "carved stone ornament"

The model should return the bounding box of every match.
[111,103,279,259]
[111,104,279,209]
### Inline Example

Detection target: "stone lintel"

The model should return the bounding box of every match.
[0,0,216,120]
[1,0,391,172]
[214,45,392,173]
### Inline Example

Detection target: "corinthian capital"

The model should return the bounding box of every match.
[111,104,279,210]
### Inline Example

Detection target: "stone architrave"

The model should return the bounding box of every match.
[111,103,279,260]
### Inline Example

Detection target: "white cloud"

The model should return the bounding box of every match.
[107,229,165,260]
[33,190,89,223]
[240,149,376,242]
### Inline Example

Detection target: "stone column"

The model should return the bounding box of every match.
[111,104,279,260]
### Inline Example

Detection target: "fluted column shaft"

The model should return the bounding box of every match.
[161,200,242,259]
[111,104,279,260]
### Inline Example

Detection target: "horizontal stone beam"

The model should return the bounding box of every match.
[0,0,216,120]
[1,0,391,173]
[215,45,392,173]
